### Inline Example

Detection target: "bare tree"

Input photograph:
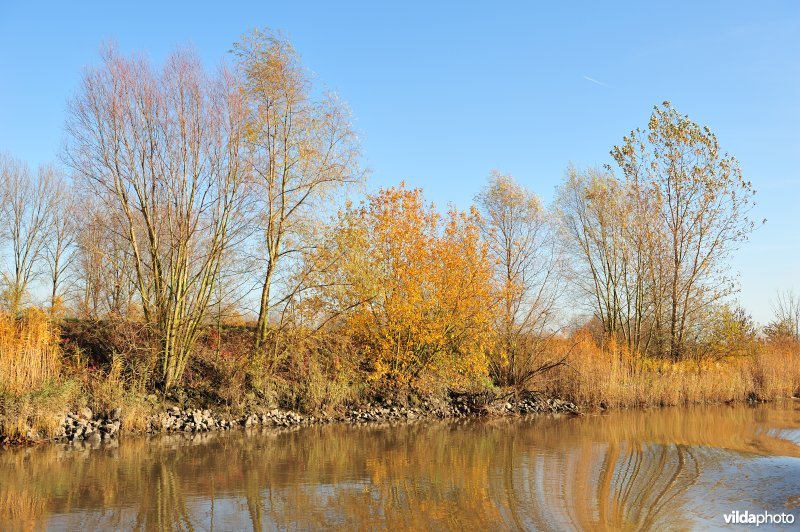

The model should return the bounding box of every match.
[73,200,137,318]
[232,29,363,360]
[559,103,757,360]
[476,171,563,387]
[66,46,247,389]
[556,164,668,355]
[557,167,627,341]
[0,154,57,314]
[44,173,78,316]
[767,289,800,339]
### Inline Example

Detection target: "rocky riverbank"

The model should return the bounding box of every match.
[55,393,580,443]
[46,391,579,445]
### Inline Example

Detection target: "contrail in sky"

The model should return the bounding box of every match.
[583,75,610,87]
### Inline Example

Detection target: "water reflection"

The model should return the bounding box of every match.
[2,403,799,530]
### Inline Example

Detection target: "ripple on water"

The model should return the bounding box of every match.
[2,402,800,531]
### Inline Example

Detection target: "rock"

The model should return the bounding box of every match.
[110,407,122,420]
[78,407,93,421]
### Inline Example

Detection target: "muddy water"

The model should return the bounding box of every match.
[2,403,800,531]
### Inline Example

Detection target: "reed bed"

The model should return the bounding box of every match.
[537,333,800,408]
[0,309,61,397]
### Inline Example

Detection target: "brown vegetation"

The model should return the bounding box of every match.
[0,309,61,396]
[0,29,798,442]
[537,333,800,409]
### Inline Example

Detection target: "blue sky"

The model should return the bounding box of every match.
[0,1,797,323]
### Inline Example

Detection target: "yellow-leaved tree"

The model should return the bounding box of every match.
[313,184,495,391]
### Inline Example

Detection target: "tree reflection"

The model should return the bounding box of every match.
[1,403,799,530]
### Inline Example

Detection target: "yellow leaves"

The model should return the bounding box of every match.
[325,184,494,391]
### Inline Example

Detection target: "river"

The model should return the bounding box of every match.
[2,403,799,530]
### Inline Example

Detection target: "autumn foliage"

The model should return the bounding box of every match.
[314,185,495,391]
[1,29,799,423]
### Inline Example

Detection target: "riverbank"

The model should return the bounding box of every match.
[7,390,580,447]
[4,378,799,448]
[2,316,799,448]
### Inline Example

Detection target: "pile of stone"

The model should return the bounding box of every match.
[507,395,580,415]
[242,409,318,428]
[52,391,580,444]
[150,407,235,433]
[147,407,326,435]
[340,393,580,422]
[57,408,121,443]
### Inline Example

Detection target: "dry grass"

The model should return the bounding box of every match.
[748,338,800,400]
[3,308,799,441]
[77,355,154,432]
[0,309,75,440]
[0,309,61,396]
[535,332,800,408]
[117,396,156,433]
[0,381,80,440]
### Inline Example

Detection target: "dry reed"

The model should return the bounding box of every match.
[536,332,800,408]
[0,309,61,397]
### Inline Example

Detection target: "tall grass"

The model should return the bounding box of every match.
[0,309,78,440]
[536,332,800,408]
[0,309,61,397]
[0,381,79,440]
[3,306,800,442]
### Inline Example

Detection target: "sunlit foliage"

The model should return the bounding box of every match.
[312,185,494,390]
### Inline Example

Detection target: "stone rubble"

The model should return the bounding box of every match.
[53,392,579,444]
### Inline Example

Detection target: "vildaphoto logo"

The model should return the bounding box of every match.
[723,510,795,526]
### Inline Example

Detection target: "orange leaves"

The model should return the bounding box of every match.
[326,184,494,390]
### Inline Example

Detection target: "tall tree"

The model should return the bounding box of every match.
[611,102,757,359]
[73,200,137,318]
[65,46,247,388]
[476,171,563,387]
[558,103,756,359]
[44,173,78,316]
[0,154,58,314]
[233,29,363,360]
[556,166,660,354]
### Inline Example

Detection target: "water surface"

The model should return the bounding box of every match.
[2,403,800,530]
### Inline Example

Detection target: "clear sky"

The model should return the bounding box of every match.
[0,1,797,323]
